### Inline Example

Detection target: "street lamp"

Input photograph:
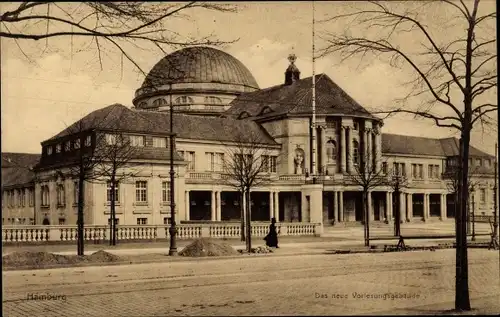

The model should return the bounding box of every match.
[168,93,178,256]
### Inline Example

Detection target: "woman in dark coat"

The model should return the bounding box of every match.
[264,217,279,248]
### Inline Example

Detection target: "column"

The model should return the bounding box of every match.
[407,193,413,221]
[320,127,327,174]
[423,193,429,221]
[274,191,279,221]
[347,128,354,173]
[185,191,190,221]
[211,190,216,221]
[363,129,369,173]
[368,191,373,221]
[269,191,274,220]
[375,129,382,172]
[216,191,221,221]
[440,193,446,220]
[386,191,392,222]
[366,130,372,172]
[339,191,344,222]
[340,126,346,173]
[333,191,339,223]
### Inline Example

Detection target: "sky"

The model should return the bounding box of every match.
[1,1,497,155]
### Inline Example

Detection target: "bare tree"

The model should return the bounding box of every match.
[94,132,140,246]
[387,166,408,237]
[319,1,496,310]
[0,2,237,77]
[222,129,280,252]
[53,117,110,256]
[345,150,387,247]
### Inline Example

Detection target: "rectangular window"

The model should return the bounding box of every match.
[163,217,171,225]
[74,139,81,149]
[485,159,491,167]
[428,165,433,179]
[419,164,424,179]
[476,158,482,166]
[59,218,66,225]
[47,146,53,155]
[206,152,215,172]
[186,151,195,171]
[56,144,62,153]
[29,218,34,225]
[261,155,269,173]
[108,218,119,225]
[20,189,25,207]
[64,141,71,151]
[106,181,119,202]
[85,135,92,147]
[130,135,145,147]
[382,162,388,174]
[480,188,486,203]
[153,137,167,148]
[73,181,79,204]
[270,156,277,173]
[106,134,117,145]
[135,181,147,202]
[411,164,417,178]
[137,218,147,225]
[162,181,171,202]
[217,153,225,172]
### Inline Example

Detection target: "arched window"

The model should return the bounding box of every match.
[326,140,337,163]
[353,140,360,164]
[138,102,147,108]
[152,98,167,107]
[204,96,222,104]
[175,96,194,104]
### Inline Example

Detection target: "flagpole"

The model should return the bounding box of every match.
[311,0,317,176]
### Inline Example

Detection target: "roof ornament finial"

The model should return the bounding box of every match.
[288,53,297,65]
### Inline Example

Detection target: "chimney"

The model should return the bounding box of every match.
[284,53,300,85]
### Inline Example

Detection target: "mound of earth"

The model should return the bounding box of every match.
[2,250,122,268]
[179,238,239,257]
[2,251,80,267]
[86,250,121,262]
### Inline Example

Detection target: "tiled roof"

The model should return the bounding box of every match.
[225,74,378,120]
[382,134,494,158]
[140,46,259,89]
[1,153,40,188]
[45,104,278,146]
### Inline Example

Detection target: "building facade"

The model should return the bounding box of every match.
[2,47,497,226]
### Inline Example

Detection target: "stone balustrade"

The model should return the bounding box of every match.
[2,222,322,244]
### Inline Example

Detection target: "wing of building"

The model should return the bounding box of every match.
[2,46,496,229]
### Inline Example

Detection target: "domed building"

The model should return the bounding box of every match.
[2,46,496,239]
[132,46,260,116]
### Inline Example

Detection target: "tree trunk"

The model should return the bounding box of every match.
[77,172,85,256]
[456,133,471,310]
[394,188,401,237]
[240,190,245,242]
[245,190,252,252]
[365,191,370,247]
[362,191,368,247]
[110,175,117,246]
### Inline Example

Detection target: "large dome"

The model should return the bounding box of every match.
[141,46,259,89]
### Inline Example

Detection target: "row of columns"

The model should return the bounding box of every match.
[384,192,447,222]
[185,190,281,222]
[317,125,381,174]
